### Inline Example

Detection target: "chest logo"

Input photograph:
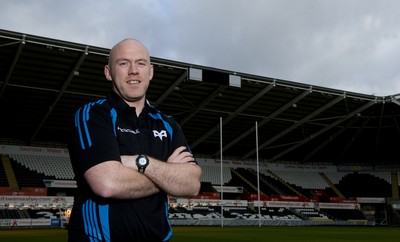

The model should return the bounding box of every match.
[118,127,140,134]
[153,130,167,140]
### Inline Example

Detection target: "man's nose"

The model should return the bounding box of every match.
[129,63,139,74]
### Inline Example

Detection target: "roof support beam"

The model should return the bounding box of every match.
[300,117,360,163]
[214,88,311,157]
[393,116,400,136]
[242,94,346,159]
[191,83,275,149]
[374,103,385,160]
[390,94,400,106]
[180,86,226,126]
[268,100,376,162]
[29,46,89,143]
[0,35,25,98]
[154,70,187,107]
[335,117,370,163]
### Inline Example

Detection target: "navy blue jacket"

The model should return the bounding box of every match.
[68,91,190,242]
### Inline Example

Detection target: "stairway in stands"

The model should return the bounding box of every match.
[319,172,344,198]
[1,154,19,189]
[267,170,303,196]
[231,168,267,198]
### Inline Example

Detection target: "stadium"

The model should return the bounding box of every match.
[1,28,400,238]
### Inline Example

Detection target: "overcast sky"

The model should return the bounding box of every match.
[1,0,400,96]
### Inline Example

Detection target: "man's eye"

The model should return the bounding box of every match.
[117,61,129,66]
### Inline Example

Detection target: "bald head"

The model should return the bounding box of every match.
[108,38,150,66]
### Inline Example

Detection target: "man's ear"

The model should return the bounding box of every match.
[104,65,112,81]
[149,64,154,80]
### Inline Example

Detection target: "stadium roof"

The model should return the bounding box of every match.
[1,29,400,166]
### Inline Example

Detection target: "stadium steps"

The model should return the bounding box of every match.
[391,171,400,199]
[1,154,19,189]
[231,169,266,197]
[267,170,303,196]
[250,169,282,195]
[319,172,345,198]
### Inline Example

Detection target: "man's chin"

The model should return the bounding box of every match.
[125,95,145,104]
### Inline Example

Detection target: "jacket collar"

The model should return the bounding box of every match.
[107,91,156,114]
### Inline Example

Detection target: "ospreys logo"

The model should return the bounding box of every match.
[153,130,167,140]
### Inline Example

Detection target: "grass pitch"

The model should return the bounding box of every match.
[0,226,399,242]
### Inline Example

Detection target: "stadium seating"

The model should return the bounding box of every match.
[335,172,392,198]
[259,207,302,221]
[4,152,396,199]
[320,208,366,221]
[9,154,74,180]
[271,171,328,189]
[9,157,49,188]
[0,209,18,219]
[294,208,330,220]
[1,149,399,224]
[201,166,232,185]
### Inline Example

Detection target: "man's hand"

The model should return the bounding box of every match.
[144,146,201,196]
[167,146,195,164]
[121,155,139,169]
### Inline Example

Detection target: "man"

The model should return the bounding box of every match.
[68,38,202,241]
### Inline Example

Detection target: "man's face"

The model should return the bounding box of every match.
[104,39,154,106]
